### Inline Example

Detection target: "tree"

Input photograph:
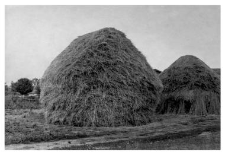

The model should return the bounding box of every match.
[31,78,39,87]
[31,78,41,95]
[34,84,41,95]
[5,83,9,95]
[11,81,17,92]
[13,78,33,95]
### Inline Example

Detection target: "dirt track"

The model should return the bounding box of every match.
[5,110,220,150]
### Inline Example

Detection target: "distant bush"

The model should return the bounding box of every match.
[5,83,9,95]
[5,95,41,109]
[12,78,33,95]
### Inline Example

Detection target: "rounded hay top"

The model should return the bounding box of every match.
[40,27,163,127]
[157,55,220,115]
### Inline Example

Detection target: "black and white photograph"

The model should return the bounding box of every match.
[3,4,221,150]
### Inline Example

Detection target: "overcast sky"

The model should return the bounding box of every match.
[5,5,220,84]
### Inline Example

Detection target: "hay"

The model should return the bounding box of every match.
[40,28,163,127]
[212,68,220,76]
[156,55,220,115]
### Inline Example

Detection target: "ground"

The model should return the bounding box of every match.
[61,131,220,150]
[5,109,220,150]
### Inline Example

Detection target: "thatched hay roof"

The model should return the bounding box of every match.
[156,55,220,115]
[40,28,163,127]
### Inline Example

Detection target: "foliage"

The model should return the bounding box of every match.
[13,78,33,95]
[31,78,41,95]
[5,83,9,95]
[34,85,41,95]
[11,81,17,93]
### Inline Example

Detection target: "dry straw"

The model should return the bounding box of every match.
[40,28,163,127]
[212,68,220,76]
[156,55,220,115]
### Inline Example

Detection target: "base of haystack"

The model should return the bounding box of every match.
[44,108,154,127]
[156,94,220,115]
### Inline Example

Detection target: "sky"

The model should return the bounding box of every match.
[5,5,220,84]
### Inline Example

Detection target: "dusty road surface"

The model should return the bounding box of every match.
[56,131,220,150]
[5,109,220,150]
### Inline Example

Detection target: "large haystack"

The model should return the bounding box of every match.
[156,55,220,115]
[40,28,163,127]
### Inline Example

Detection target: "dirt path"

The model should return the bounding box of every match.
[60,131,220,150]
[5,115,220,150]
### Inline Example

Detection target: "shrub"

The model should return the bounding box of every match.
[12,78,33,95]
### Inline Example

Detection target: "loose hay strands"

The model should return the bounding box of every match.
[40,28,163,127]
[212,68,220,76]
[156,55,220,115]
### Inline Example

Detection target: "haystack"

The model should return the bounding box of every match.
[40,28,163,127]
[156,55,220,115]
[212,68,220,76]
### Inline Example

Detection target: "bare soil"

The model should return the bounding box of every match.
[58,131,220,150]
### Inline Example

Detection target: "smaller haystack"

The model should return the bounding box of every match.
[156,55,220,115]
[212,68,220,76]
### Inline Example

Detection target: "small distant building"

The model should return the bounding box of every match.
[154,69,161,74]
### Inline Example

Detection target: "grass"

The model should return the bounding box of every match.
[5,94,40,110]
[5,108,220,149]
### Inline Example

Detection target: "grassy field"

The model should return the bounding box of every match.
[5,107,220,150]
[5,95,40,109]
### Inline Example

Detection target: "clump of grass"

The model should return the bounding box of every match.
[156,55,220,115]
[40,27,163,127]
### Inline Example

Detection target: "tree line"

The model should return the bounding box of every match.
[5,78,40,96]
